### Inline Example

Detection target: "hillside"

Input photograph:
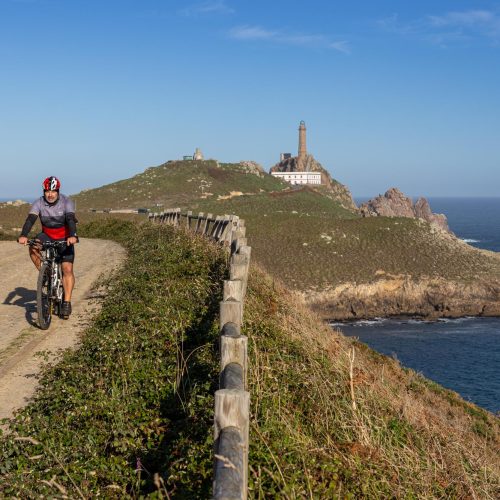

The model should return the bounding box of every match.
[0,220,498,497]
[72,160,289,211]
[2,159,500,319]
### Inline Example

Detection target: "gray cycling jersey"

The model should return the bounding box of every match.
[29,194,75,239]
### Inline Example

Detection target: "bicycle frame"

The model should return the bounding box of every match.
[29,239,66,329]
[44,245,64,304]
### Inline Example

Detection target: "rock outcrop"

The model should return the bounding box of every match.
[238,161,265,177]
[270,154,357,211]
[306,274,500,321]
[360,188,450,232]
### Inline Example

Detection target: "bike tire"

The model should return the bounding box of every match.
[37,262,52,330]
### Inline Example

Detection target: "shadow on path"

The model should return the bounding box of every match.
[3,287,38,326]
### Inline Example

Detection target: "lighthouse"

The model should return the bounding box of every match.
[298,120,307,161]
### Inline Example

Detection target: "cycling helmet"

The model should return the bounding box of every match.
[43,176,61,191]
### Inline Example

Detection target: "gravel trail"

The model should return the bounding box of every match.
[0,238,125,422]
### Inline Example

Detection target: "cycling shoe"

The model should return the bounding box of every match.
[61,301,72,319]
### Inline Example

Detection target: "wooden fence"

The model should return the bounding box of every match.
[149,209,251,499]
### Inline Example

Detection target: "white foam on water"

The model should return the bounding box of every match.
[461,238,480,243]
[330,318,387,328]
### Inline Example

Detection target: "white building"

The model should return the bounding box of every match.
[271,171,322,185]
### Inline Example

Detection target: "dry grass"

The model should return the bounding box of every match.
[244,265,500,498]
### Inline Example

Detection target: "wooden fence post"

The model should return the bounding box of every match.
[195,212,204,233]
[213,390,250,500]
[204,213,213,236]
[220,300,242,328]
[220,334,247,389]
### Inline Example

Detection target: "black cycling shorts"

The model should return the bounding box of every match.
[35,232,75,264]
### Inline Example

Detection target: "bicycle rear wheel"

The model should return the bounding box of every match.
[37,262,52,330]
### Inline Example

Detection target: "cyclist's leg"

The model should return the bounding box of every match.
[61,261,75,302]
[29,232,49,270]
[61,244,75,306]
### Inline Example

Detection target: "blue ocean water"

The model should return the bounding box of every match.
[429,197,500,252]
[337,198,500,414]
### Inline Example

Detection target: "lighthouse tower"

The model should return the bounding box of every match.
[298,120,307,162]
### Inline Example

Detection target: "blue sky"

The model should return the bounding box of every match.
[1,0,499,199]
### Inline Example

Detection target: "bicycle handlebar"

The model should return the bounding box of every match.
[27,239,68,249]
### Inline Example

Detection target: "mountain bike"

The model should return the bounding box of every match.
[28,239,66,330]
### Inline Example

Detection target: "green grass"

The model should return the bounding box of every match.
[0,219,498,498]
[0,219,227,497]
[194,190,500,288]
[73,160,288,211]
[3,159,500,299]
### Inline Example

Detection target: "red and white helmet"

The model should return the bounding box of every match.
[42,176,61,191]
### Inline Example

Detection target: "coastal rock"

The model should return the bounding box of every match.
[414,198,449,232]
[305,275,500,321]
[360,188,450,232]
[270,154,357,211]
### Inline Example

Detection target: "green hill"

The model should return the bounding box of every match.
[73,160,289,211]
[3,159,500,319]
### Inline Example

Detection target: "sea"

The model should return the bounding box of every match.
[333,197,500,414]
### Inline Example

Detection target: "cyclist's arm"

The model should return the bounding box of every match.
[65,212,77,237]
[20,213,38,238]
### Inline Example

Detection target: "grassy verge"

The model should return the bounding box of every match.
[0,219,227,497]
[244,267,500,498]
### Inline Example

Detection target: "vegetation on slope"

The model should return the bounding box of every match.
[3,159,499,311]
[244,267,499,498]
[0,220,227,497]
[73,160,288,211]
[195,188,500,289]
[0,218,498,498]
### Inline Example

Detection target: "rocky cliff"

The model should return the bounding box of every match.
[306,273,500,320]
[270,154,357,211]
[360,188,450,232]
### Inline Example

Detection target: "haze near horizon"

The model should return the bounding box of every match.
[1,0,499,199]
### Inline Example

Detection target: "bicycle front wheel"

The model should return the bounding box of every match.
[37,262,52,330]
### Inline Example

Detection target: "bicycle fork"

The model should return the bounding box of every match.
[51,263,64,306]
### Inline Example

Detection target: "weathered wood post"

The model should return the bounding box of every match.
[230,250,251,301]
[213,389,250,500]
[195,212,204,233]
[204,213,213,236]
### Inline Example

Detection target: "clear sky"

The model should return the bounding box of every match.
[1,0,499,199]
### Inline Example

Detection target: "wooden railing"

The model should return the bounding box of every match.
[149,209,251,499]
[149,209,238,246]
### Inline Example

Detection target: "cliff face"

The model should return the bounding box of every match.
[270,154,357,211]
[306,274,500,320]
[360,188,450,232]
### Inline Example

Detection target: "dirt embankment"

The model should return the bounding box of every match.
[306,271,500,320]
[0,239,125,423]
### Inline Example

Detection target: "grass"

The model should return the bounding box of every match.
[194,189,500,288]
[73,160,288,211]
[0,219,228,497]
[244,267,500,498]
[2,159,500,316]
[0,219,498,498]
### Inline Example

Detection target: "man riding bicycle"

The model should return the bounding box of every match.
[18,176,78,319]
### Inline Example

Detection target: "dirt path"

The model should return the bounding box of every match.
[0,239,126,423]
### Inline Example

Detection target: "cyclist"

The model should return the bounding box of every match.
[17,176,78,319]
